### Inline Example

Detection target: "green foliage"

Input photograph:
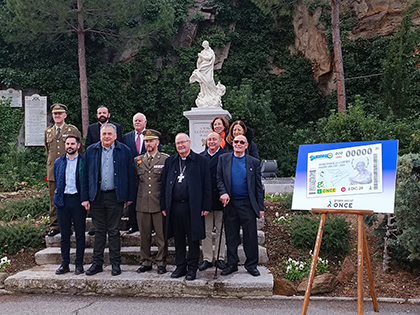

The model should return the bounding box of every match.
[0,143,47,191]
[0,100,23,149]
[290,214,351,256]
[0,221,46,254]
[0,193,49,221]
[382,0,420,118]
[392,154,420,261]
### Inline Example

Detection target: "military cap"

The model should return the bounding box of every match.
[51,103,68,113]
[142,129,161,140]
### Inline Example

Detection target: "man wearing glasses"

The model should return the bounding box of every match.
[217,135,264,277]
[160,133,211,281]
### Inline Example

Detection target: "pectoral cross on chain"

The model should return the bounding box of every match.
[177,173,185,183]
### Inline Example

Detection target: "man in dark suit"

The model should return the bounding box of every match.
[81,123,135,276]
[161,133,211,281]
[199,132,226,271]
[217,135,264,277]
[85,106,122,148]
[122,112,147,234]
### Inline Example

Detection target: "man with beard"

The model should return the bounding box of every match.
[217,135,264,277]
[161,133,211,281]
[45,104,82,237]
[81,123,135,276]
[85,106,122,148]
[134,129,169,274]
[53,134,85,275]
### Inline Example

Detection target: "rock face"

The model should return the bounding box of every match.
[336,257,356,283]
[297,273,339,295]
[291,0,418,95]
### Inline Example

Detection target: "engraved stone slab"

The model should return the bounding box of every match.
[25,94,47,146]
[0,88,22,107]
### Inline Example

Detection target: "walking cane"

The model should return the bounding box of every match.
[213,207,226,279]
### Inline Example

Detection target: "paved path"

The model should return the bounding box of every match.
[1,294,419,315]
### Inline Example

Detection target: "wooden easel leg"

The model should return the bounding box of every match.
[363,224,379,312]
[301,213,327,315]
[358,215,364,315]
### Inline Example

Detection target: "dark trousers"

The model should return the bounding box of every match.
[225,198,258,271]
[90,190,124,265]
[128,199,138,230]
[57,194,86,265]
[48,181,59,230]
[170,201,200,272]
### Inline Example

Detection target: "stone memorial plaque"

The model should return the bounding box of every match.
[0,88,23,107]
[25,94,47,146]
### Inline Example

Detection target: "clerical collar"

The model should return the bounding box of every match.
[207,147,220,156]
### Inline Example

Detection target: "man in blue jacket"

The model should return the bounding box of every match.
[54,134,85,275]
[81,123,135,276]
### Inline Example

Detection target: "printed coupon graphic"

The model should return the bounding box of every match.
[307,143,382,198]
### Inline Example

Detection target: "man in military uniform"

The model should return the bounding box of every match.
[134,129,169,274]
[45,104,82,237]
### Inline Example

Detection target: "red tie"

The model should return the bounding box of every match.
[136,133,141,154]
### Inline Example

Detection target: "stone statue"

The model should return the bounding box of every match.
[189,40,226,108]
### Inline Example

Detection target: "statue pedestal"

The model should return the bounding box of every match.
[183,108,231,153]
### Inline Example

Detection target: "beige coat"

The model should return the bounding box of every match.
[44,123,82,181]
[134,151,169,213]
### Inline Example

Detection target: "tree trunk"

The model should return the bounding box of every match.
[77,0,89,137]
[331,0,346,113]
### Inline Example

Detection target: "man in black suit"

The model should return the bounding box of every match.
[199,132,226,271]
[123,112,147,234]
[161,133,211,281]
[217,135,264,277]
[85,106,123,148]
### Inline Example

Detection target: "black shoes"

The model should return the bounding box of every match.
[198,260,213,271]
[185,270,196,281]
[126,227,139,234]
[215,260,227,270]
[221,265,238,276]
[111,263,121,276]
[137,265,152,273]
[86,263,103,276]
[87,229,95,236]
[48,229,60,237]
[75,264,84,275]
[157,266,167,274]
[246,267,261,277]
[55,263,70,275]
[171,267,187,278]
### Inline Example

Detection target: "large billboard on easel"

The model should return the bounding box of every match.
[292,140,398,213]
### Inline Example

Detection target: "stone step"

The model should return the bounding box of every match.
[45,230,265,248]
[4,264,273,297]
[35,245,269,266]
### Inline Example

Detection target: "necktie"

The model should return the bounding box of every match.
[56,127,61,139]
[136,133,141,154]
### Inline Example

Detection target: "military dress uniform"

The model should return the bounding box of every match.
[45,104,82,232]
[134,130,169,271]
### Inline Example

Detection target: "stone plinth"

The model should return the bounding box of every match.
[183,108,231,153]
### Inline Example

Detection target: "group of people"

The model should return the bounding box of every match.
[44,104,264,281]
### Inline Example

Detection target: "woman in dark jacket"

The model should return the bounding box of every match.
[224,120,260,160]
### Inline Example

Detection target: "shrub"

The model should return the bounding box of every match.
[0,221,45,254]
[0,193,49,221]
[290,214,351,256]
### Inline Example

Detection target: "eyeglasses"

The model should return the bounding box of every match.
[233,140,247,145]
[175,140,189,146]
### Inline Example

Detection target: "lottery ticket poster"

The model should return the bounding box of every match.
[292,140,398,213]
